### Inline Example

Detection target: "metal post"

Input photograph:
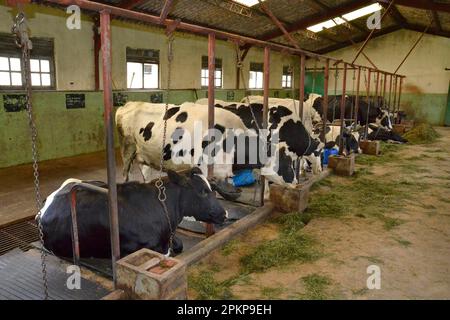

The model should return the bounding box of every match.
[299,54,305,120]
[374,71,380,107]
[206,32,215,236]
[338,63,347,155]
[260,47,270,205]
[354,67,361,129]
[397,77,403,124]
[382,73,387,108]
[388,74,393,112]
[364,69,372,140]
[392,75,398,120]
[322,59,329,142]
[207,33,215,179]
[100,10,120,287]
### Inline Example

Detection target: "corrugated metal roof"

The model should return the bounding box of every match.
[96,0,450,53]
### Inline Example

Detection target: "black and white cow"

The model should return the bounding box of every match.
[116,101,323,192]
[362,124,408,143]
[310,94,393,129]
[313,124,361,155]
[36,168,226,258]
[213,101,324,177]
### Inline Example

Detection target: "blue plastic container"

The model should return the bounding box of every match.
[232,169,256,187]
[323,148,339,165]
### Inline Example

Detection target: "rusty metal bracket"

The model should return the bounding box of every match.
[165,18,181,37]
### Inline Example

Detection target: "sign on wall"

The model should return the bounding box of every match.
[150,92,163,103]
[113,92,128,107]
[3,94,27,112]
[65,93,85,109]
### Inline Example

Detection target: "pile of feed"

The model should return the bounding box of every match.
[402,123,440,144]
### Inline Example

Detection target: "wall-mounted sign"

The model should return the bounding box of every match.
[65,94,85,109]
[3,94,27,112]
[227,91,235,101]
[113,92,128,107]
[150,92,163,103]
[274,91,279,98]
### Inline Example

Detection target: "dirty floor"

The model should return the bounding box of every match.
[188,127,450,300]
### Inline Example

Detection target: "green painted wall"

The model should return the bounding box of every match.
[310,30,450,126]
[0,88,297,168]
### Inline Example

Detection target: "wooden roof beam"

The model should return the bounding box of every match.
[378,0,450,13]
[380,2,409,28]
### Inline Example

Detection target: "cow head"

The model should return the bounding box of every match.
[167,168,226,224]
[376,109,393,130]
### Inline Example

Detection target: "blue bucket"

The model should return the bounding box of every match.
[323,148,339,165]
[232,169,256,187]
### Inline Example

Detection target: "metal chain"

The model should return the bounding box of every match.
[155,34,175,254]
[12,12,49,300]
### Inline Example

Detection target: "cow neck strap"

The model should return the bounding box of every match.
[155,34,175,255]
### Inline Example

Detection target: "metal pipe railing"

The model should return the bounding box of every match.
[69,183,109,267]
[43,0,404,79]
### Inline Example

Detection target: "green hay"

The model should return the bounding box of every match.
[299,274,332,300]
[403,123,440,144]
[273,212,311,234]
[260,286,284,299]
[221,239,240,257]
[240,233,321,273]
[188,271,234,300]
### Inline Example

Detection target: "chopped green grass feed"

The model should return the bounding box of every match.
[240,233,321,273]
[300,274,332,300]
[403,123,440,144]
[188,271,234,300]
[260,286,284,299]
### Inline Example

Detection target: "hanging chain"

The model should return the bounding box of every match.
[155,34,175,255]
[12,12,49,300]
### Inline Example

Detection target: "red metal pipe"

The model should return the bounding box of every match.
[392,75,398,118]
[206,33,216,236]
[338,63,347,155]
[382,73,387,107]
[207,33,215,179]
[100,10,120,287]
[260,47,270,205]
[43,0,404,78]
[354,67,361,128]
[322,59,329,143]
[69,183,109,267]
[396,77,403,124]
[364,69,372,140]
[352,0,396,64]
[388,74,393,112]
[93,17,100,91]
[299,54,305,120]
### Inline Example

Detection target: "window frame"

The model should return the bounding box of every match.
[249,62,264,89]
[282,66,293,89]
[0,54,56,91]
[0,33,56,91]
[126,47,160,90]
[201,56,223,89]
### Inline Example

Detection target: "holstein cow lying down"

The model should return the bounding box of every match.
[36,168,226,258]
[320,125,361,155]
[310,94,393,129]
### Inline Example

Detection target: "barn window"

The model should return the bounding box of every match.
[282,66,293,88]
[201,56,222,88]
[0,33,55,90]
[249,62,263,89]
[126,47,159,89]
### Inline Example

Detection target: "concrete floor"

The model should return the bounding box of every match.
[0,151,129,227]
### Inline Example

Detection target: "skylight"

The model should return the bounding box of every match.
[307,3,383,33]
[232,0,264,7]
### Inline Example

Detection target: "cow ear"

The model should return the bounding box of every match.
[167,170,188,186]
[190,167,203,176]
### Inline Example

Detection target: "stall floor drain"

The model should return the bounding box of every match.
[0,219,39,256]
